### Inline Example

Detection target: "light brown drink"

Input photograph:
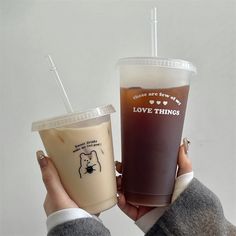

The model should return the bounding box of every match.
[32,105,117,214]
[120,85,189,206]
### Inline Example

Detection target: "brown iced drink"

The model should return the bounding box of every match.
[118,57,196,206]
[121,85,189,205]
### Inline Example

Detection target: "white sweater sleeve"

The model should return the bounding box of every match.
[135,171,194,233]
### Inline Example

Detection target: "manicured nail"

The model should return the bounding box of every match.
[36,150,48,168]
[115,161,123,172]
[183,138,191,154]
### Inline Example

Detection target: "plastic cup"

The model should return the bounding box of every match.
[118,57,196,206]
[32,105,117,214]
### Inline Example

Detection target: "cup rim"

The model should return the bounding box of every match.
[117,57,197,74]
[31,104,115,132]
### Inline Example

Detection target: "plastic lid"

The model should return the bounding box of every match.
[118,57,197,74]
[31,104,115,132]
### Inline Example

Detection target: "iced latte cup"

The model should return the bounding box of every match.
[118,57,196,206]
[32,105,117,214]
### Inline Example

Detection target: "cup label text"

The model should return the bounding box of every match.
[132,91,182,116]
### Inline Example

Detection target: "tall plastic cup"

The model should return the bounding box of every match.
[118,57,196,206]
[32,105,117,214]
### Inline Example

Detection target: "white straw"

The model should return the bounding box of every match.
[151,7,158,57]
[47,55,74,113]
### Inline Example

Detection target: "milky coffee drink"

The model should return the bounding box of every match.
[118,58,196,206]
[32,105,117,214]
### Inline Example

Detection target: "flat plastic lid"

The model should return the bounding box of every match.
[31,104,115,132]
[118,57,197,74]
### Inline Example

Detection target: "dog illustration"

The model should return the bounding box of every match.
[78,150,101,178]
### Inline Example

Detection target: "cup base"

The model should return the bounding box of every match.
[83,195,117,214]
[125,192,171,207]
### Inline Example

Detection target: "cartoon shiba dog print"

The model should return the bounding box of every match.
[78,150,101,178]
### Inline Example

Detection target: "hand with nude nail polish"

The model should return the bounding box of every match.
[36,150,78,216]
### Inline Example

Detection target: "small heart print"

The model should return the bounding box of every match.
[156,101,161,105]
[163,101,168,106]
[149,100,154,104]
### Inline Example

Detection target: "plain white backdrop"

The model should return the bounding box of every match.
[1,0,235,235]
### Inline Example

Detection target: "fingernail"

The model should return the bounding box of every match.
[36,150,48,168]
[115,161,121,166]
[183,138,191,154]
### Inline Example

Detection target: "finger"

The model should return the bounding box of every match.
[115,161,123,174]
[116,175,122,191]
[36,151,68,198]
[177,144,193,177]
[117,193,138,221]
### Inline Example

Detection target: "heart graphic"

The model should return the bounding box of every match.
[163,101,168,106]
[149,100,154,105]
[156,101,161,105]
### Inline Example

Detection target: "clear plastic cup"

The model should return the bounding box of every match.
[118,57,196,206]
[32,105,117,214]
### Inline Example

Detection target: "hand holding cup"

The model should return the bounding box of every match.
[116,143,193,221]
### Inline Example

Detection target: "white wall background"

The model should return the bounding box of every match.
[1,0,235,235]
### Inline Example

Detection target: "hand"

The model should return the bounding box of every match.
[116,142,193,221]
[116,162,154,221]
[36,150,78,216]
